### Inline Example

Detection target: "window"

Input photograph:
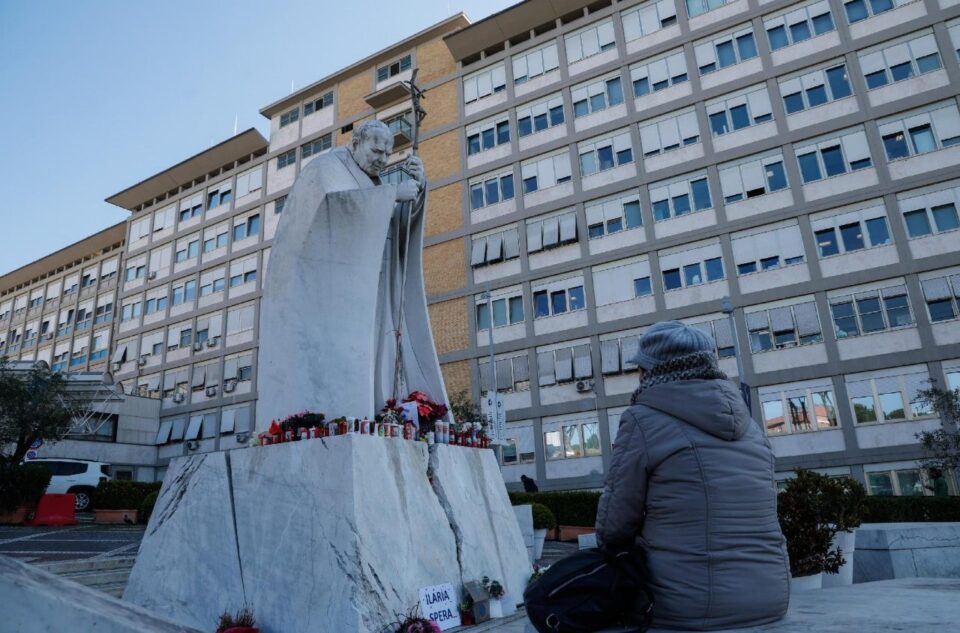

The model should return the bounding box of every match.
[303,91,333,115]
[471,227,521,267]
[175,235,200,263]
[129,216,151,243]
[879,103,960,162]
[380,165,411,185]
[533,281,586,318]
[279,107,299,128]
[198,269,226,297]
[153,204,175,232]
[479,354,531,393]
[521,152,572,194]
[920,274,960,323]
[475,293,524,330]
[829,283,913,338]
[537,343,593,386]
[233,214,261,242]
[469,171,514,210]
[571,75,624,119]
[781,66,852,119]
[630,50,688,98]
[517,95,564,137]
[144,291,169,314]
[171,279,197,305]
[695,26,758,75]
[812,205,892,257]
[765,1,835,51]
[276,149,296,169]
[229,255,258,288]
[301,134,332,159]
[463,64,507,104]
[732,222,805,274]
[579,131,633,177]
[120,301,142,322]
[273,195,287,215]
[527,211,578,252]
[543,422,601,459]
[512,43,560,84]
[622,0,678,43]
[796,129,872,183]
[205,182,232,211]
[761,381,838,435]
[718,152,788,204]
[377,54,411,82]
[639,109,699,157]
[899,184,960,239]
[124,261,146,282]
[178,194,203,223]
[202,224,229,254]
[659,242,725,291]
[746,301,822,353]
[649,173,712,221]
[706,86,773,138]
[600,332,643,375]
[846,366,933,426]
[565,19,616,64]
[687,0,734,18]
[467,115,510,156]
[845,0,911,24]
[94,300,113,324]
[860,33,942,90]
[234,167,263,199]
[586,192,643,239]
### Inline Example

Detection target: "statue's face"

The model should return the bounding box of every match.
[351,128,393,177]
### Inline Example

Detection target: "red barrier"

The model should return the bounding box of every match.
[28,494,77,526]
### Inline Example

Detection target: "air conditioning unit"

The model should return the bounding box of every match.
[205,386,217,397]
[206,338,217,347]
[137,356,148,367]
[223,380,236,393]
[111,362,122,371]
[186,440,200,451]
[193,341,203,351]
[172,392,185,404]
[42,333,53,341]
[148,272,157,280]
[575,380,594,393]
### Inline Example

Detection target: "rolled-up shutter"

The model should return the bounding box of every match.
[921,277,951,301]
[746,311,769,331]
[793,302,822,337]
[538,351,556,386]
[559,213,577,243]
[769,306,795,333]
[496,359,513,391]
[574,345,593,379]
[713,318,734,348]
[555,348,574,382]
[621,336,640,371]
[601,339,621,374]
[512,355,530,383]
[479,360,494,391]
[192,367,206,388]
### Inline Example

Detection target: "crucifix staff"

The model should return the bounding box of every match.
[391,68,427,403]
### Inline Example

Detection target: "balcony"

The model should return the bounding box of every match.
[386,115,413,149]
[364,81,410,109]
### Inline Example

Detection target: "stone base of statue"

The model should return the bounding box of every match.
[123,436,531,633]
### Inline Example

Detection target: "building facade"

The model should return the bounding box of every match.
[4,1,960,495]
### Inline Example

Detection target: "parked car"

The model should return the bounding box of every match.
[24,458,111,512]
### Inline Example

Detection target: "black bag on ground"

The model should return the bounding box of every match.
[523,547,653,633]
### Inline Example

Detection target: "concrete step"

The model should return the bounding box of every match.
[57,568,131,589]
[38,555,136,576]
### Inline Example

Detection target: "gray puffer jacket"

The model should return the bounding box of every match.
[595,378,789,630]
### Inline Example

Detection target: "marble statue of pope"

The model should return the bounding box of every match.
[256,120,449,430]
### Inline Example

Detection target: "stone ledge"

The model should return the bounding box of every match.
[855,522,960,550]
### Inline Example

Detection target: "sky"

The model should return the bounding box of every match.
[0,0,515,275]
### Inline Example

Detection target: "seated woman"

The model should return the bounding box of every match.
[596,321,790,630]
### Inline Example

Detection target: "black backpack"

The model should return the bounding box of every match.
[523,547,653,633]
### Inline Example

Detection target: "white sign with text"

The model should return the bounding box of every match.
[482,393,506,443]
[418,583,461,630]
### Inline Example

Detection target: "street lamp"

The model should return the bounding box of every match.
[722,296,752,415]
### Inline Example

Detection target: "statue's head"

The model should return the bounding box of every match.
[350,120,394,177]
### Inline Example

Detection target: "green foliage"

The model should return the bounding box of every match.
[777,470,863,577]
[449,390,485,430]
[0,357,79,464]
[863,496,960,522]
[510,491,601,527]
[0,463,52,512]
[139,490,159,524]
[531,503,556,530]
[914,385,960,473]
[91,480,161,510]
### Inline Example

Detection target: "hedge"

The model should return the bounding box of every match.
[0,463,52,512]
[511,490,960,527]
[92,480,162,510]
[139,490,160,524]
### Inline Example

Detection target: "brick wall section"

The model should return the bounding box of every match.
[441,360,472,400]
[417,38,457,84]
[428,297,469,354]
[419,130,460,182]
[338,72,373,121]
[421,80,458,134]
[423,238,465,295]
[425,182,463,238]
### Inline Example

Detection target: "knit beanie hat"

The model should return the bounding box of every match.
[633,320,716,370]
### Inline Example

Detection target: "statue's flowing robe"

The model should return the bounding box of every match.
[256,147,448,430]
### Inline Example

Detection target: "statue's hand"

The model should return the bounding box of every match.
[404,155,426,186]
[396,180,421,202]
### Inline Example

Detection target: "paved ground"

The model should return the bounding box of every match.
[0,524,144,564]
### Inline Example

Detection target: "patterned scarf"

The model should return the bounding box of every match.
[630,351,727,405]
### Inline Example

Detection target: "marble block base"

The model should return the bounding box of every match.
[854,522,960,583]
[124,436,531,633]
[513,505,535,564]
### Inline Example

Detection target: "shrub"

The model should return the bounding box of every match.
[139,490,159,524]
[531,503,556,530]
[92,480,162,510]
[0,463,52,512]
[777,470,852,577]
[510,491,601,527]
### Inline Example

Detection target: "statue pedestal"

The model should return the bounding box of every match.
[124,436,531,633]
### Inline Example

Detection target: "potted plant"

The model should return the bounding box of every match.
[531,503,555,561]
[216,607,257,633]
[481,576,506,618]
[820,475,866,587]
[0,462,51,524]
[777,469,849,591]
[91,481,158,524]
[458,592,474,625]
